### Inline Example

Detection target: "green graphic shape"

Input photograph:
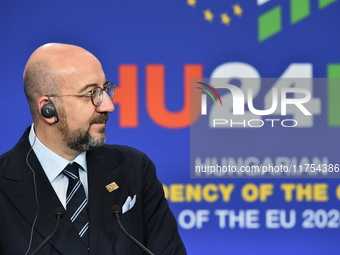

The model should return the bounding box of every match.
[291,0,310,24]
[328,64,340,126]
[258,6,282,42]
[197,87,216,103]
[319,0,338,9]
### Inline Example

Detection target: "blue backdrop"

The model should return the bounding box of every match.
[1,1,340,254]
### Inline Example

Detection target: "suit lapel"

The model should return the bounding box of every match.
[29,154,87,254]
[87,147,129,254]
[2,128,88,254]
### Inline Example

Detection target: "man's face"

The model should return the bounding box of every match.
[54,53,115,152]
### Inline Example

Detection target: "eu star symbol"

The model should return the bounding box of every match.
[233,4,243,17]
[221,13,231,25]
[203,9,214,22]
[187,0,196,7]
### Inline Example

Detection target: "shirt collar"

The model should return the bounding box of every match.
[29,124,87,183]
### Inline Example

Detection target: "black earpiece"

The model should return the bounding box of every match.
[41,96,59,123]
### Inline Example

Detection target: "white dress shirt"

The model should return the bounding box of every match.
[28,124,88,209]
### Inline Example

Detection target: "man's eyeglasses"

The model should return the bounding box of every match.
[48,82,115,106]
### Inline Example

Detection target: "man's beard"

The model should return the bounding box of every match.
[57,107,109,152]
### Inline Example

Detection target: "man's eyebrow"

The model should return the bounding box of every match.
[79,83,98,93]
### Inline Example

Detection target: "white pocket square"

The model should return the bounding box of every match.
[122,195,136,214]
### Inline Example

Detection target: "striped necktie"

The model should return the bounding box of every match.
[63,163,89,247]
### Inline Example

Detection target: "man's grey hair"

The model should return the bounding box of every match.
[23,61,59,120]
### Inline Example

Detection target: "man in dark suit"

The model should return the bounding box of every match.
[0,43,186,254]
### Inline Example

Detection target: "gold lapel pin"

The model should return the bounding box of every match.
[105,182,119,192]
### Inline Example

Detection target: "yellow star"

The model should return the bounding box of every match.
[233,4,243,17]
[187,0,197,7]
[203,9,214,22]
[220,13,231,25]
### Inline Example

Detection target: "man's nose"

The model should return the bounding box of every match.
[96,91,115,113]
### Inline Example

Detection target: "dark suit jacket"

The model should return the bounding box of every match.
[0,127,186,254]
